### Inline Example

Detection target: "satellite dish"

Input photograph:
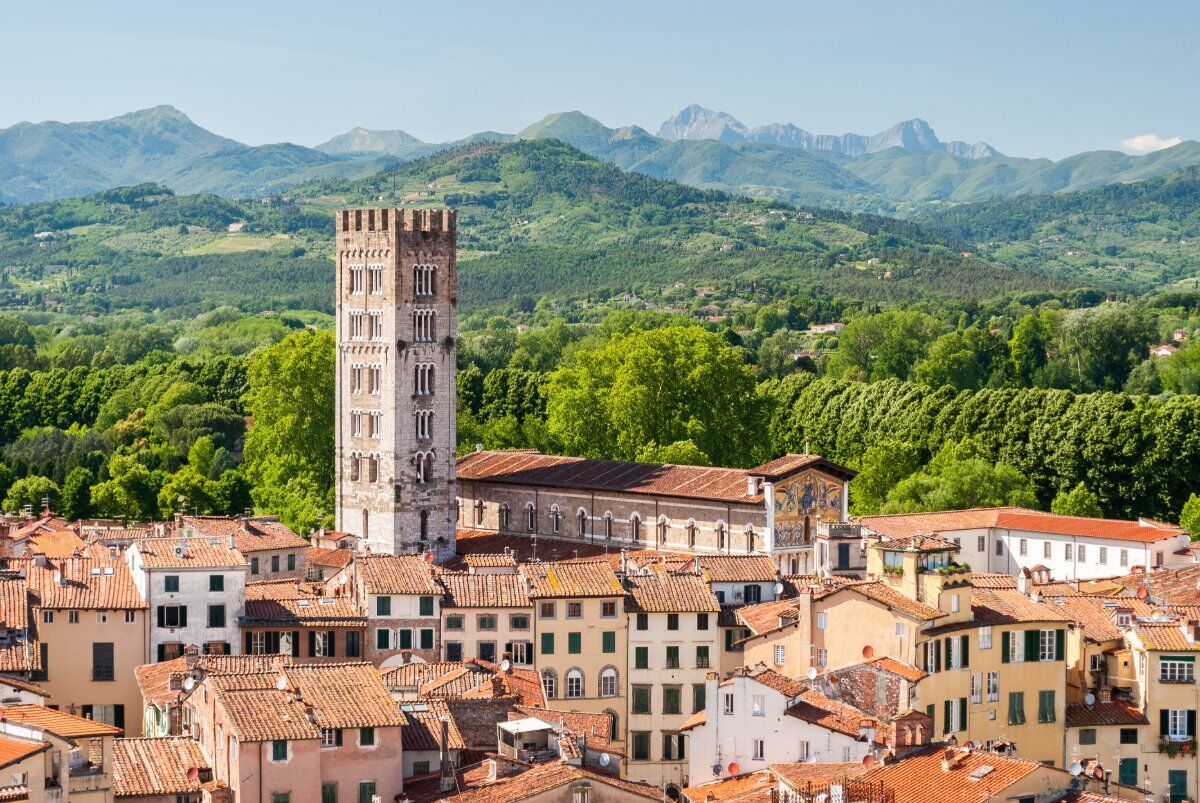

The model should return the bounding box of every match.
[712,764,723,777]
[598,753,610,767]
[275,676,288,691]
[500,658,511,672]
[1084,693,1096,706]
[806,667,818,681]
[773,582,785,596]
[1069,761,1084,777]
[1069,779,1081,790]
[339,574,348,585]
[182,676,195,691]
[862,645,875,659]
[728,762,740,775]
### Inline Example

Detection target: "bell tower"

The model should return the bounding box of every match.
[334,208,457,559]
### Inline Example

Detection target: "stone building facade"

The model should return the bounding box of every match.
[456,449,856,573]
[334,208,457,558]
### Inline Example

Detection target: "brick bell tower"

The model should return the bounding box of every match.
[334,208,457,560]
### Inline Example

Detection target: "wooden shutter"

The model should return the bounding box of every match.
[934,640,942,672]
[958,698,967,731]
[327,631,336,658]
[157,606,165,628]
[1055,629,1065,661]
[943,700,952,733]
[178,606,188,628]
[1001,631,1010,663]
[1161,709,1170,736]
[960,635,969,668]
[308,631,317,657]
[245,632,253,653]
[1024,630,1040,662]
[291,631,301,657]
[1189,710,1197,737]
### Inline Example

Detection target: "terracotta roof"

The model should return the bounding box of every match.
[380,661,478,689]
[1047,597,1163,643]
[400,699,467,751]
[771,762,871,790]
[245,579,327,601]
[439,572,531,608]
[447,529,618,568]
[510,705,614,748]
[280,663,407,729]
[178,515,307,553]
[134,654,290,708]
[682,771,775,803]
[457,449,770,504]
[967,573,1018,589]
[932,587,1073,633]
[1066,698,1149,728]
[877,534,960,552]
[217,687,319,741]
[724,666,807,698]
[786,689,877,740]
[436,758,663,802]
[680,709,706,732]
[625,572,720,613]
[113,737,209,796]
[861,507,1185,545]
[306,546,354,570]
[132,537,246,569]
[521,560,623,598]
[736,599,803,636]
[1132,622,1200,651]
[861,746,1046,803]
[0,736,47,770]
[0,579,28,630]
[859,656,927,683]
[24,529,88,558]
[1,704,121,737]
[243,597,365,627]
[1111,565,1200,606]
[0,642,38,673]
[687,554,778,583]
[839,582,947,622]
[357,554,440,595]
[419,666,497,698]
[23,557,146,610]
[6,515,72,542]
[752,453,854,481]
[0,675,47,699]
[464,553,518,568]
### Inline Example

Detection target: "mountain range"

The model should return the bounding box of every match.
[2,104,1199,215]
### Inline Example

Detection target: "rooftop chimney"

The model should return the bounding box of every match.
[1098,687,1112,704]
[746,476,758,497]
[1016,568,1031,596]
[439,716,454,792]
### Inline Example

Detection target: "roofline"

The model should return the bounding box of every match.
[0,740,50,770]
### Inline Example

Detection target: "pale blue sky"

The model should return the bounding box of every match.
[1,0,1196,159]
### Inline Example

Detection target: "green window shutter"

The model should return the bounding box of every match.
[635,646,648,669]
[925,704,934,728]
[1024,630,1040,662]
[419,596,434,616]
[568,632,581,654]
[1001,631,1010,664]
[934,640,942,672]
[1189,710,1197,737]
[399,629,412,650]
[602,631,615,654]
[1009,692,1025,725]
[960,635,969,668]
[1161,709,1171,737]
[541,632,554,655]
[1118,758,1137,786]
[420,629,433,650]
[959,697,967,730]
[943,700,952,733]
[1055,629,1065,661]
[335,728,343,747]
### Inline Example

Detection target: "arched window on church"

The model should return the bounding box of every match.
[576,510,587,537]
[419,510,429,541]
[657,519,668,545]
[498,504,511,532]
[716,522,727,551]
[526,503,537,532]
[474,499,484,525]
[604,513,613,540]
[551,505,561,534]
[630,514,642,543]
[686,520,697,548]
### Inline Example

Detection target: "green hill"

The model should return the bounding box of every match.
[922,166,1200,292]
[0,140,1068,317]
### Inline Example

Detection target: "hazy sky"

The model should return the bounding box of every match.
[2,0,1196,159]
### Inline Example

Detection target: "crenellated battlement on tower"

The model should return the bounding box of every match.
[337,208,455,234]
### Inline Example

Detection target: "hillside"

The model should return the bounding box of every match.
[0,140,1067,317]
[923,166,1200,292]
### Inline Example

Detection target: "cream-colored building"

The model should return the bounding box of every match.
[624,570,720,793]
[438,570,533,665]
[24,556,148,736]
[524,560,627,752]
[0,704,121,802]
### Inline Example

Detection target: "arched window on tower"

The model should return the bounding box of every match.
[604,514,613,540]
[630,514,642,543]
[420,510,429,541]
[551,505,561,534]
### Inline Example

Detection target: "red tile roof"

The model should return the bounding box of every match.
[458,449,767,504]
[0,736,47,770]
[786,689,877,740]
[686,554,778,583]
[113,737,210,796]
[624,572,720,613]
[439,572,532,608]
[723,666,807,698]
[770,762,871,790]
[357,554,440,595]
[862,746,1047,803]
[399,699,466,751]
[1133,622,1200,651]
[23,557,146,610]
[132,537,246,568]
[521,560,623,598]
[1,704,121,737]
[861,507,1186,545]
[682,771,776,803]
[1065,698,1149,728]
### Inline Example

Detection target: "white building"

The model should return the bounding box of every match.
[859,507,1190,581]
[685,666,875,786]
[126,537,249,661]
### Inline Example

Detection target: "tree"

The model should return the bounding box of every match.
[1181,493,1200,539]
[90,453,159,521]
[158,467,215,517]
[851,441,924,515]
[1009,311,1054,387]
[635,440,711,466]
[188,436,217,477]
[545,326,765,467]
[913,326,1008,391]
[60,466,94,520]
[1058,303,1156,391]
[1051,483,1103,517]
[825,311,938,382]
[4,476,60,515]
[243,330,335,532]
[881,438,1038,513]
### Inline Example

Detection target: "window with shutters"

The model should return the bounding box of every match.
[949,637,962,669]
[697,645,710,668]
[208,605,225,628]
[666,613,679,631]
[160,605,186,628]
[92,642,114,681]
[358,782,376,803]
[978,626,992,649]
[599,667,619,697]
[540,633,554,654]
[1168,709,1191,740]
[661,733,685,761]
[568,632,582,654]
[666,646,679,669]
[209,575,224,592]
[635,646,649,669]
[663,685,682,715]
[970,673,982,704]
[774,644,786,665]
[987,671,1000,702]
[1008,631,1025,663]
[271,740,288,761]
[1043,541,1052,559]
[1008,691,1025,725]
[419,596,435,616]
[602,631,615,653]
[314,632,333,658]
[631,732,650,761]
[542,669,557,699]
[375,629,390,649]
[1039,629,1058,661]
[510,614,529,630]
[249,632,267,654]
[1038,690,1056,723]
[164,576,179,593]
[1079,728,1096,745]
[632,685,651,714]
[321,728,342,748]
[693,683,706,714]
